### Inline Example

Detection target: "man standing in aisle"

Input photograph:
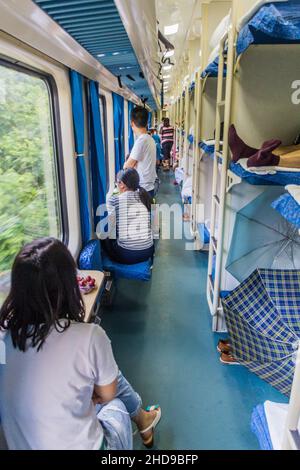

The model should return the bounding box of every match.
[124,106,157,199]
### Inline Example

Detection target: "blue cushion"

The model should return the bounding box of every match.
[78,240,103,271]
[102,253,152,281]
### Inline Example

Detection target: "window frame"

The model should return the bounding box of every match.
[0,58,69,246]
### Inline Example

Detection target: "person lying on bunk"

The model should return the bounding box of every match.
[124,106,157,200]
[103,168,154,265]
[0,238,161,450]
[229,124,300,168]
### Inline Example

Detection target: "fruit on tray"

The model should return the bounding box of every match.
[77,274,96,294]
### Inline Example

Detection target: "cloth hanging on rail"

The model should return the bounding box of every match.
[69,70,91,246]
[89,81,107,232]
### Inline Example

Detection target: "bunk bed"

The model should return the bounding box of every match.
[206,0,300,331]
[251,344,300,450]
[237,0,300,57]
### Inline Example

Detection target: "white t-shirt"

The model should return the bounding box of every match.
[0,322,118,450]
[130,133,157,192]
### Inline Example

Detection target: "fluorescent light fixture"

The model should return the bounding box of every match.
[164,24,179,36]
[97,53,106,57]
[112,52,120,55]
[163,65,172,71]
[163,75,171,79]
[165,50,175,58]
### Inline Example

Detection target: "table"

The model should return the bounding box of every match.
[79,270,105,323]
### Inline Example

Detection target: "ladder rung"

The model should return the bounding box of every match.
[217,100,225,107]
[208,274,214,293]
[213,195,220,206]
[211,236,218,252]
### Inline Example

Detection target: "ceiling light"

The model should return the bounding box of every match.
[112,52,120,56]
[164,24,179,36]
[163,65,172,71]
[165,50,175,58]
[97,53,106,57]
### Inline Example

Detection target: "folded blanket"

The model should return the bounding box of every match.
[238,158,300,175]
[286,184,300,205]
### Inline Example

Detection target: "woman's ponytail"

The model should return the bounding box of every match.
[138,186,152,212]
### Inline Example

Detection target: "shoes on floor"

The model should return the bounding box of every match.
[217,338,232,354]
[219,351,239,366]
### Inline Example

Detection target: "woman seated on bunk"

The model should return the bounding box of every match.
[103,168,154,265]
[0,238,161,450]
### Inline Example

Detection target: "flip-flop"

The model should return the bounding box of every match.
[139,405,161,448]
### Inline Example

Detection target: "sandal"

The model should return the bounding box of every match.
[139,405,161,448]
[217,339,232,354]
[220,351,239,365]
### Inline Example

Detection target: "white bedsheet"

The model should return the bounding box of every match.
[264,401,289,450]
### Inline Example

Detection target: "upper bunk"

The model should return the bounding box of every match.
[201,1,300,78]
[237,0,300,56]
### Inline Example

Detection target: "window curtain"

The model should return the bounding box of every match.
[148,111,152,130]
[88,81,107,231]
[128,101,135,153]
[112,93,125,174]
[69,70,91,246]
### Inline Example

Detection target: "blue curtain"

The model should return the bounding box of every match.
[89,81,107,231]
[128,101,134,153]
[113,93,125,174]
[148,111,152,130]
[69,70,91,246]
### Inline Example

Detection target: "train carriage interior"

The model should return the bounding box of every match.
[0,0,300,453]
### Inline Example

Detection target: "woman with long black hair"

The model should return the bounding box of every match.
[0,238,161,449]
[104,168,154,264]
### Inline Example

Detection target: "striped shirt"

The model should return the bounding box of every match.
[160,126,175,144]
[107,191,153,251]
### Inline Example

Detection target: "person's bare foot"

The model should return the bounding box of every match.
[133,408,160,446]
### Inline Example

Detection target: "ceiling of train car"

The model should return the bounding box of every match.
[33,0,157,109]
[156,0,201,98]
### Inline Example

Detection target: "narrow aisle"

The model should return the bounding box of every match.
[102,172,286,450]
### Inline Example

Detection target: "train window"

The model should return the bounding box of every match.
[99,94,109,192]
[0,62,63,305]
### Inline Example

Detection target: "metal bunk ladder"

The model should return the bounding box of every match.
[206,28,235,332]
